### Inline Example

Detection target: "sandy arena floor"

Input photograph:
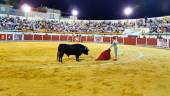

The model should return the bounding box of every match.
[0,42,170,96]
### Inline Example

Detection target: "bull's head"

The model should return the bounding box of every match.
[83,47,89,55]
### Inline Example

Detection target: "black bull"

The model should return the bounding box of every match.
[57,44,89,62]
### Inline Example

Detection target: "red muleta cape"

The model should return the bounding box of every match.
[96,48,111,60]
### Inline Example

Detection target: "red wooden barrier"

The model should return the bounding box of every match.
[147,38,157,46]
[0,33,163,49]
[137,38,146,45]
[87,36,94,42]
[24,34,33,40]
[6,34,13,40]
[67,36,73,41]
[124,37,137,45]
[34,35,43,40]
[80,36,87,42]
[103,37,111,43]
[0,34,6,40]
[52,35,59,41]
[43,35,51,40]
[72,36,80,42]
[117,37,123,43]
[60,36,68,41]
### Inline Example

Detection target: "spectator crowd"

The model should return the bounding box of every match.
[0,16,170,34]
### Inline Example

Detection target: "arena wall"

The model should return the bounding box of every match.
[6,34,13,40]
[147,38,157,46]
[67,36,73,42]
[60,35,68,41]
[51,35,60,41]
[43,35,51,40]
[34,35,43,40]
[24,35,34,40]
[0,33,169,48]
[103,37,111,43]
[117,37,124,44]
[0,34,6,40]
[124,37,137,45]
[137,38,147,45]
[80,36,87,42]
[87,36,94,42]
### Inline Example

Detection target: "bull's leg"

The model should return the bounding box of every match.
[76,55,80,62]
[59,53,64,63]
[59,57,61,62]
[61,56,63,63]
[59,56,61,62]
[57,51,60,61]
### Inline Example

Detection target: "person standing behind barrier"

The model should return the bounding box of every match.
[110,37,118,61]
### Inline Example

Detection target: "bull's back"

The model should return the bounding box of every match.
[58,44,69,51]
[58,44,84,55]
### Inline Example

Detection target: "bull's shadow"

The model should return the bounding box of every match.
[58,56,85,63]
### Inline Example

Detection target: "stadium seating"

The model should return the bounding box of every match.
[0,15,170,34]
